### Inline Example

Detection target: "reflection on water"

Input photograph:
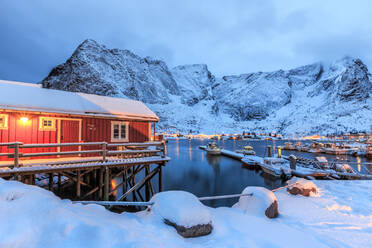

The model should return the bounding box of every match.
[175,138,179,158]
[162,138,371,208]
[162,139,285,207]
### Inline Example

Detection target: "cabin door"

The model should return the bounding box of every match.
[60,120,81,153]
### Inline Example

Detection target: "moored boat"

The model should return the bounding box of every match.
[205,142,221,155]
[315,156,329,169]
[260,157,291,178]
[236,145,256,156]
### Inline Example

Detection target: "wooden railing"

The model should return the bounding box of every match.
[0,141,167,168]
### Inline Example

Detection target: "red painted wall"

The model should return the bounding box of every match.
[81,118,150,143]
[0,111,151,161]
[0,112,58,159]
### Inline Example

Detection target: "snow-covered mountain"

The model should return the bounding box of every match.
[41,39,372,135]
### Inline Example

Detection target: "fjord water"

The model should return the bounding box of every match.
[161,138,285,207]
[161,138,371,207]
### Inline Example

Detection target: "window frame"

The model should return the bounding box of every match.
[39,117,56,131]
[0,114,8,130]
[111,121,129,142]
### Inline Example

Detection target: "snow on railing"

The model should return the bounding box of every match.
[0,140,167,168]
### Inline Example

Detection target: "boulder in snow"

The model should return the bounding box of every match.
[149,191,212,238]
[233,187,279,219]
[287,178,318,197]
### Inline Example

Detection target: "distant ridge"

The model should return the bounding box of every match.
[41,39,372,135]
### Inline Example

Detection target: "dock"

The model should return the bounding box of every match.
[199,146,372,180]
[0,141,170,202]
[199,145,244,160]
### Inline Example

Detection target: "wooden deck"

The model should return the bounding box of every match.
[0,141,169,203]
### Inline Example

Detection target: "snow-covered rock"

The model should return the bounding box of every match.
[41,39,372,135]
[171,64,215,106]
[42,39,179,104]
[233,186,279,218]
[149,191,213,237]
[287,178,318,197]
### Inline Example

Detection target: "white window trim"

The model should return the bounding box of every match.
[39,117,56,131]
[111,121,129,142]
[0,114,8,130]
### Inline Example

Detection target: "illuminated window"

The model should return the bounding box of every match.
[39,117,56,131]
[0,114,8,130]
[111,121,129,142]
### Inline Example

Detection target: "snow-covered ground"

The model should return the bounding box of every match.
[0,178,371,247]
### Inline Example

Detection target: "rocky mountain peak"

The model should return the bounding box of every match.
[41,40,372,135]
[42,39,179,104]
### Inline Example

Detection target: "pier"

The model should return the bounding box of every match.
[0,141,169,202]
[199,145,372,180]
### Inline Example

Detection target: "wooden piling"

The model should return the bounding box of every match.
[145,165,150,201]
[99,168,103,200]
[158,165,162,192]
[58,174,61,193]
[104,167,109,201]
[77,170,81,199]
[49,173,53,192]
[267,146,272,157]
[289,155,297,170]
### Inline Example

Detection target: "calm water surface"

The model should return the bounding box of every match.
[161,138,371,207]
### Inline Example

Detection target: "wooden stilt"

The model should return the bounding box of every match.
[49,173,53,192]
[58,174,61,193]
[99,168,103,200]
[158,164,162,192]
[145,165,150,201]
[132,167,136,201]
[104,167,109,201]
[77,170,81,199]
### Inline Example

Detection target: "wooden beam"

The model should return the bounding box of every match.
[97,169,102,200]
[82,186,99,200]
[49,173,53,191]
[77,170,81,199]
[117,165,160,201]
[158,165,162,192]
[145,165,150,201]
[104,167,109,201]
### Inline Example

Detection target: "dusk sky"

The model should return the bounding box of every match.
[1,0,372,83]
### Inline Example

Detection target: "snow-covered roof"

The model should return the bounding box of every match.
[0,80,159,121]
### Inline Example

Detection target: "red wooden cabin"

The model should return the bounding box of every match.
[0,80,159,161]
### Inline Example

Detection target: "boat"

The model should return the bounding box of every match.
[241,156,263,166]
[205,142,221,155]
[315,156,329,169]
[236,145,256,156]
[260,157,291,178]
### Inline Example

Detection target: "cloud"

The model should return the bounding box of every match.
[0,0,372,82]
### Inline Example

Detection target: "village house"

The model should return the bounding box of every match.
[0,80,159,161]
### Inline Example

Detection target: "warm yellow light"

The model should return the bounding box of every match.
[20,117,28,123]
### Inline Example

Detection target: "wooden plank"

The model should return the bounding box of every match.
[22,150,103,157]
[107,149,159,155]
[21,142,105,148]
[77,170,81,198]
[0,157,170,176]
